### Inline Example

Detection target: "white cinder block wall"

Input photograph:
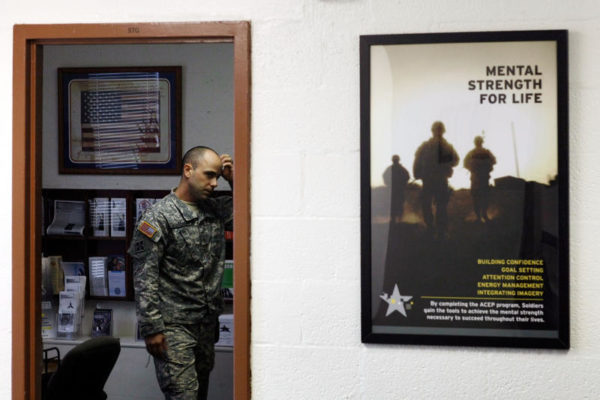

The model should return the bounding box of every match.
[2,1,600,399]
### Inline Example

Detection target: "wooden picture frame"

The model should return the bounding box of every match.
[58,66,182,174]
[360,30,569,348]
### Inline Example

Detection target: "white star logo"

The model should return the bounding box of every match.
[380,284,413,317]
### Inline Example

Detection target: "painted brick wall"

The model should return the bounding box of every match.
[2,1,599,399]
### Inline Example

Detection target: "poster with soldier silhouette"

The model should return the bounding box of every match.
[360,31,569,348]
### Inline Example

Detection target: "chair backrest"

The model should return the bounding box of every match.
[46,337,121,400]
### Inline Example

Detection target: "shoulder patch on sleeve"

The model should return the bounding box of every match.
[138,220,159,239]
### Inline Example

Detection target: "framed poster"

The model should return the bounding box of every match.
[360,30,569,348]
[58,66,182,174]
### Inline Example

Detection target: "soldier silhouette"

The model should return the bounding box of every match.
[464,135,496,222]
[383,154,410,223]
[413,121,459,237]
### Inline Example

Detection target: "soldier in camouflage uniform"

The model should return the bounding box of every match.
[129,146,233,400]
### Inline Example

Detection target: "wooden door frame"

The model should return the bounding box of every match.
[12,22,251,400]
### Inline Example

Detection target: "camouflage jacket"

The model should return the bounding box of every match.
[129,191,233,338]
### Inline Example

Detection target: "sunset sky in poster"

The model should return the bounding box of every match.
[370,40,558,189]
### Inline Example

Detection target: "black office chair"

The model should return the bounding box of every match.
[45,337,121,400]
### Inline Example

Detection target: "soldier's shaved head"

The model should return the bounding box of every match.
[182,146,219,174]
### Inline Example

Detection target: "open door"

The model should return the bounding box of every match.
[13,22,251,400]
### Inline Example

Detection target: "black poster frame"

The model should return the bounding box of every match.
[360,30,569,348]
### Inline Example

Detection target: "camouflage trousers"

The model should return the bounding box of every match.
[153,316,218,400]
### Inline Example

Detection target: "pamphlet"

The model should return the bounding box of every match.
[57,291,80,336]
[46,256,64,295]
[65,275,87,318]
[108,271,126,297]
[61,261,85,277]
[221,260,233,300]
[41,301,57,339]
[107,255,126,297]
[41,257,53,299]
[89,256,108,297]
[47,200,86,236]
[91,308,113,337]
[110,198,127,237]
[135,198,156,223]
[216,314,234,347]
[89,197,110,237]
[220,288,234,299]
[107,254,126,271]
[222,259,233,289]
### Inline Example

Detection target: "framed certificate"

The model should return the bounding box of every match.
[360,30,569,348]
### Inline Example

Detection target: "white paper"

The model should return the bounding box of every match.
[111,198,127,237]
[89,197,110,237]
[47,200,86,236]
[58,291,79,333]
[108,270,126,297]
[216,314,234,347]
[89,256,108,296]
[65,275,86,318]
[57,313,76,334]
[61,261,85,277]
[41,301,57,339]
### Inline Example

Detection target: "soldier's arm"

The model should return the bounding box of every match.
[218,153,234,230]
[129,218,166,339]
[220,153,233,190]
[214,192,233,230]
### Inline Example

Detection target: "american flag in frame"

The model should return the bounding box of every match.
[58,66,181,174]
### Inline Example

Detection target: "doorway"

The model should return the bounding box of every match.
[12,22,250,400]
